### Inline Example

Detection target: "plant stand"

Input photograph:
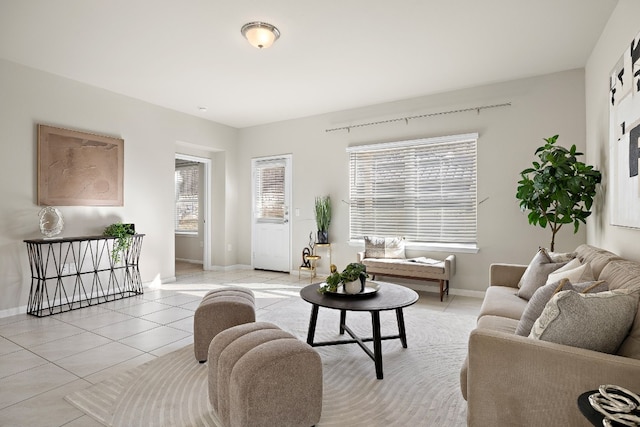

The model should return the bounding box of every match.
[299,254,321,283]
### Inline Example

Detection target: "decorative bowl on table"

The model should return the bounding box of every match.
[321,281,380,297]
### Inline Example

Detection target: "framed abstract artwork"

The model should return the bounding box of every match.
[609,30,640,228]
[37,124,124,206]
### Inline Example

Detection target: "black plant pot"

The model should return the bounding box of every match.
[317,230,329,244]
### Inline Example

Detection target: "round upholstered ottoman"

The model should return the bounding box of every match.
[208,322,323,427]
[193,286,256,363]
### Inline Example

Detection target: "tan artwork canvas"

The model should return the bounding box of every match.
[38,125,124,206]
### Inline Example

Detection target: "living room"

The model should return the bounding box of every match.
[1,1,640,426]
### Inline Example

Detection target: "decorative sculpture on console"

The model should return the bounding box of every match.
[300,231,316,268]
[38,206,64,238]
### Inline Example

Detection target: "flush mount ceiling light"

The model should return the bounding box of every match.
[241,21,280,49]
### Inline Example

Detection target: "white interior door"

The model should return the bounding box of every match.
[252,155,291,272]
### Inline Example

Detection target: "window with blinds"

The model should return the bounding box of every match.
[175,161,200,233]
[254,159,286,223]
[347,133,478,245]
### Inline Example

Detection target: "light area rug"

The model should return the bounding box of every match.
[65,297,475,426]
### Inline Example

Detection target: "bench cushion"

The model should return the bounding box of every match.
[362,257,446,280]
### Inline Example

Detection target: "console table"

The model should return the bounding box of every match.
[24,234,144,317]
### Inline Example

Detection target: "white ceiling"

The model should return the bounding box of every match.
[0,0,619,129]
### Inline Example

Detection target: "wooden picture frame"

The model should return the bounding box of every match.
[38,125,124,206]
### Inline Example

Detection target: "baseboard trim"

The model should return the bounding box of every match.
[399,282,485,299]
[164,264,253,284]
[206,264,253,272]
[175,258,203,265]
[0,305,28,319]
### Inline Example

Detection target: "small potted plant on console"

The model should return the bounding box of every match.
[103,222,135,263]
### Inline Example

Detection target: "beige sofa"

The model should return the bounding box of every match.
[460,244,640,426]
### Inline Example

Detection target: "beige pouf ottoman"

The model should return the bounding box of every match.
[193,287,256,363]
[208,322,323,427]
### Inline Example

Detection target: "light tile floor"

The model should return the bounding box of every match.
[0,267,482,427]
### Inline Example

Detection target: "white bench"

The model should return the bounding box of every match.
[357,252,455,301]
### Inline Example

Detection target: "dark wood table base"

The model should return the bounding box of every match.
[301,282,418,379]
[306,305,408,379]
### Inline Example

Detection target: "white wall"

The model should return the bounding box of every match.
[0,52,601,314]
[237,69,589,293]
[0,59,238,313]
[585,0,640,260]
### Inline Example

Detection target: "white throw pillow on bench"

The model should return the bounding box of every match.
[364,236,406,259]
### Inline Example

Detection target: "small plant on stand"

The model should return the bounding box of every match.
[314,196,331,244]
[103,222,135,263]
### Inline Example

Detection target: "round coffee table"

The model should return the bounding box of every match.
[300,281,418,380]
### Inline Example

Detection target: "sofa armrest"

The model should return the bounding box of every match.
[489,263,527,288]
[466,328,640,426]
[357,251,365,262]
[444,254,455,277]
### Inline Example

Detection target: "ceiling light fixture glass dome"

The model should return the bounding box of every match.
[241,21,280,49]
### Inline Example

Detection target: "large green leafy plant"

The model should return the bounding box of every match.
[516,135,601,252]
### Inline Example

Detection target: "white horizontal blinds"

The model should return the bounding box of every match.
[175,161,200,232]
[254,159,286,223]
[348,133,478,244]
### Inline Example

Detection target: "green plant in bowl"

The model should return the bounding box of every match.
[319,263,368,294]
[103,222,135,263]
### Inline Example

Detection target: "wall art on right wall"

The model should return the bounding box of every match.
[609,30,640,228]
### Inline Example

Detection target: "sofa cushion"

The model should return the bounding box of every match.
[618,303,640,359]
[599,260,640,291]
[598,261,640,360]
[515,279,608,337]
[477,314,520,334]
[517,248,568,300]
[364,236,405,259]
[545,260,595,286]
[529,290,639,354]
[574,244,622,279]
[478,286,528,321]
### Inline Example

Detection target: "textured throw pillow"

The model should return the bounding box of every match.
[572,280,609,294]
[547,250,578,263]
[545,260,595,286]
[515,279,608,337]
[517,248,568,300]
[529,290,639,354]
[364,236,406,259]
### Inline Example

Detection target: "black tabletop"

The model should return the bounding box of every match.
[24,234,145,244]
[300,281,418,312]
[578,390,640,427]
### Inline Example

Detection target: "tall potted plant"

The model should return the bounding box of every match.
[314,195,331,244]
[516,135,601,251]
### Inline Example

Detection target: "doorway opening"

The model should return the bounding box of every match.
[175,154,212,277]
